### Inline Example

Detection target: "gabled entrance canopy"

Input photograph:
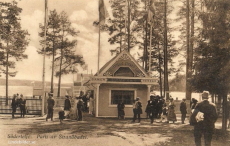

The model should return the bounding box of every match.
[91,50,158,85]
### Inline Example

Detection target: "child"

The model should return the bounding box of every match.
[59,107,65,124]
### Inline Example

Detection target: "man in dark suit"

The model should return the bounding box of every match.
[180,98,187,124]
[192,91,218,146]
[46,93,55,121]
[147,96,157,124]
[11,94,17,118]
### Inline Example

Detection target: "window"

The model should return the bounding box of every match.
[114,67,134,77]
[111,90,134,105]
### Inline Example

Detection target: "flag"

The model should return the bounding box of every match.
[99,0,109,24]
[147,0,156,25]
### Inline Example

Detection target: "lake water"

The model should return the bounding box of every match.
[0,86,202,101]
[152,91,202,101]
[0,86,33,97]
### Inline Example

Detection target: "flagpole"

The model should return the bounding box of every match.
[97,22,101,75]
[149,25,152,73]
[42,0,48,116]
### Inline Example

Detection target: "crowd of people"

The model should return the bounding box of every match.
[44,91,94,124]
[11,93,27,118]
[10,90,230,146]
[117,95,186,124]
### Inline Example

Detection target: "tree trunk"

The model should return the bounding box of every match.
[127,0,131,52]
[144,0,148,71]
[57,55,62,97]
[57,35,64,97]
[158,43,163,97]
[222,92,228,132]
[5,49,9,106]
[185,0,191,101]
[119,16,122,53]
[51,41,55,94]
[163,0,169,100]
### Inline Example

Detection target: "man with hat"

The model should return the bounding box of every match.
[46,92,55,121]
[192,91,218,146]
[180,98,187,124]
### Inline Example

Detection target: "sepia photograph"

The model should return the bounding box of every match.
[0,0,230,145]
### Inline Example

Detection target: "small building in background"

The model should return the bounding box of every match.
[89,50,158,117]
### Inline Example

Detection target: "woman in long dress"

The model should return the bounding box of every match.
[88,96,94,115]
[69,97,78,120]
[167,98,177,123]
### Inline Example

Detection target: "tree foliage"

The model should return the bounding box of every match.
[191,0,230,96]
[0,1,29,102]
[39,10,85,95]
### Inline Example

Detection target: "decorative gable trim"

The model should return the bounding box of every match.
[98,50,148,77]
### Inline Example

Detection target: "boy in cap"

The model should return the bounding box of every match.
[192,91,218,146]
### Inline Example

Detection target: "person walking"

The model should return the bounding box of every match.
[132,97,142,123]
[160,99,168,122]
[46,93,55,121]
[88,95,94,115]
[191,91,218,146]
[18,94,26,118]
[147,96,157,124]
[167,97,177,123]
[77,98,84,121]
[180,98,187,124]
[11,94,17,118]
[64,95,71,118]
[117,100,125,119]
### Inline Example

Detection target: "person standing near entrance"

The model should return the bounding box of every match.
[11,94,17,118]
[192,91,218,146]
[180,98,187,124]
[132,97,142,123]
[46,93,55,121]
[117,100,125,119]
[89,95,94,115]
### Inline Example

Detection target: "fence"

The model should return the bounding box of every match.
[0,97,42,115]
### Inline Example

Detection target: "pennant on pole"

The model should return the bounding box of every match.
[99,0,109,25]
[147,0,156,25]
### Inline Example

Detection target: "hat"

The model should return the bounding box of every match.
[65,95,69,98]
[136,97,140,100]
[48,92,53,96]
[202,91,209,99]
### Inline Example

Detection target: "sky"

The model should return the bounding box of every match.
[1,0,183,84]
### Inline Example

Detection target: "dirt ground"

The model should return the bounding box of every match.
[0,112,230,146]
